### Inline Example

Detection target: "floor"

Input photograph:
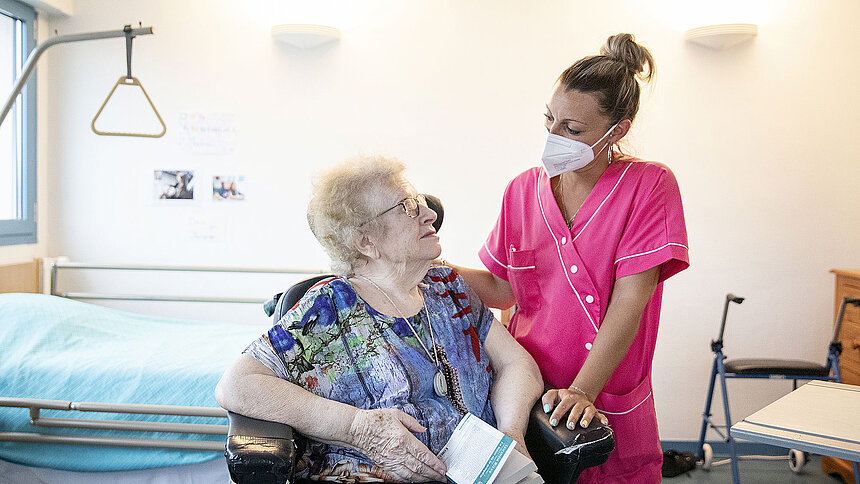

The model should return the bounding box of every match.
[671,455,849,483]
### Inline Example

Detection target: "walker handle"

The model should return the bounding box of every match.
[716,293,745,344]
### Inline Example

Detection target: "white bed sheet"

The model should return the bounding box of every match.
[0,456,231,484]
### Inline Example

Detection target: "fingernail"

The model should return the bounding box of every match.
[543,404,551,413]
[601,418,608,425]
[581,419,588,428]
[550,418,558,426]
[567,422,575,430]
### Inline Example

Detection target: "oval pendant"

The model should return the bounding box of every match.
[433,370,448,397]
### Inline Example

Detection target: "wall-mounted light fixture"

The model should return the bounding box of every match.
[271,24,340,49]
[685,23,757,50]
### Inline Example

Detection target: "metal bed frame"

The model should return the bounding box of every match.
[0,398,228,451]
[48,260,324,304]
[0,260,324,452]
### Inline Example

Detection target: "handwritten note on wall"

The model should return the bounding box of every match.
[178,112,237,155]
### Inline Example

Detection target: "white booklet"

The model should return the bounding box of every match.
[437,413,543,484]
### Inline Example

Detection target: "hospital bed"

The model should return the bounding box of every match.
[0,260,321,483]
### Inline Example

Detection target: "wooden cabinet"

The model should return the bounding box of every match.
[822,269,860,482]
[0,260,39,293]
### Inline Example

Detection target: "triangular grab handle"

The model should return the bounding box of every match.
[91,76,167,138]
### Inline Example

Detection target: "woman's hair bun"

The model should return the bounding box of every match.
[600,33,654,82]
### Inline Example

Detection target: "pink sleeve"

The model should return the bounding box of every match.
[614,167,689,283]
[478,182,514,282]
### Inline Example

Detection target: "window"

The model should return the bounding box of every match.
[0,0,35,246]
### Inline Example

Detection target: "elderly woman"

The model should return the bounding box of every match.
[215,154,543,483]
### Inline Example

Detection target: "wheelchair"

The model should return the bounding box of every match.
[223,195,615,483]
[696,292,860,484]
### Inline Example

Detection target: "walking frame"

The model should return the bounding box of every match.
[696,293,860,484]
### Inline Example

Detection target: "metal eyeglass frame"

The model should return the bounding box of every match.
[360,194,428,226]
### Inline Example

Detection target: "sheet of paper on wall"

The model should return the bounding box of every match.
[187,215,226,242]
[178,112,236,154]
[437,413,542,484]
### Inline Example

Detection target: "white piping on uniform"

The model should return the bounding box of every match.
[482,241,509,270]
[573,163,632,243]
[481,242,536,270]
[596,391,652,415]
[614,242,689,265]
[536,174,599,333]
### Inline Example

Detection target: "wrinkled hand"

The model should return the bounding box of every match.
[348,408,447,482]
[543,388,608,431]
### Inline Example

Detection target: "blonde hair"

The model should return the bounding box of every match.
[558,33,655,125]
[307,154,406,275]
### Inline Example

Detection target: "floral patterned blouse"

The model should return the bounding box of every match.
[244,267,496,482]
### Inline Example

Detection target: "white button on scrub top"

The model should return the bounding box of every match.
[570,264,578,274]
[585,295,595,303]
[585,342,593,350]
[561,236,567,245]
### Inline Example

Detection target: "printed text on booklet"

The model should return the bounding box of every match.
[437,413,543,484]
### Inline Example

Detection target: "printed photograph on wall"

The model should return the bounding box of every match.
[212,175,245,201]
[154,170,195,200]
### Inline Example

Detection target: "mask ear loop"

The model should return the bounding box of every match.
[593,125,616,164]
[605,122,619,164]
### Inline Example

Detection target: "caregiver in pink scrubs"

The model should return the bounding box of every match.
[448,33,689,482]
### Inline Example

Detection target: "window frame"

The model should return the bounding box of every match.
[0,0,35,246]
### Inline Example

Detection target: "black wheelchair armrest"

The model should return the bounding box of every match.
[524,400,615,484]
[226,411,303,484]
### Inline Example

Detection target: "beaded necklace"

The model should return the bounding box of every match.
[355,275,448,397]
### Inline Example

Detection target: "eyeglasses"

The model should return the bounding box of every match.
[361,194,428,226]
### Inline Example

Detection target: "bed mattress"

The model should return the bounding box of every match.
[0,293,262,471]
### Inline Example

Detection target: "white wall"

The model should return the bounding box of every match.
[38,0,860,440]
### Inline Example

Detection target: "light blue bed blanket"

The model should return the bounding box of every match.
[0,293,263,471]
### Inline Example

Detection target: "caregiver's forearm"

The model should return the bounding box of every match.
[447,263,516,309]
[571,266,659,400]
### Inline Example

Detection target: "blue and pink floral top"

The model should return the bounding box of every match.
[244,268,496,482]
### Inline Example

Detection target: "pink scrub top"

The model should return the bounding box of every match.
[479,158,689,482]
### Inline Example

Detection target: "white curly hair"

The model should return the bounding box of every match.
[307,154,407,276]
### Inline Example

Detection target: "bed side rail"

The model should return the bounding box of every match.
[0,397,227,451]
[47,260,326,303]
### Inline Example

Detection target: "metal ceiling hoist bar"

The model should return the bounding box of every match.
[0,25,159,136]
[91,24,166,138]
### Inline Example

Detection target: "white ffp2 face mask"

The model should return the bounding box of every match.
[540,123,618,177]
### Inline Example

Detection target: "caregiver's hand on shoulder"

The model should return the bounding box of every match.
[543,387,608,431]
[348,408,447,482]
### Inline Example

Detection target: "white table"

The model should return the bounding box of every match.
[731,380,860,483]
